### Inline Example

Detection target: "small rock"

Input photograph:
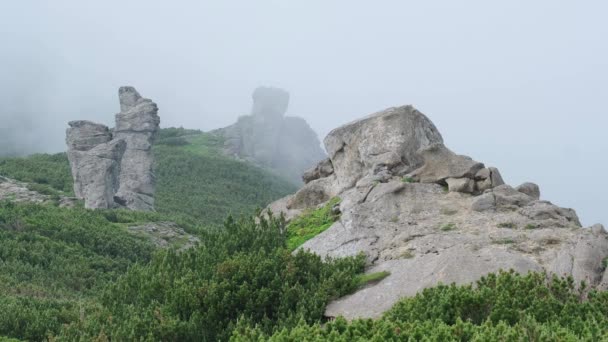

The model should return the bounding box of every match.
[471,192,496,211]
[446,177,475,193]
[493,184,534,208]
[516,182,540,200]
[302,158,334,183]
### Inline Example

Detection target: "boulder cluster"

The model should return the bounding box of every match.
[268,105,608,319]
[66,87,160,211]
[218,87,326,184]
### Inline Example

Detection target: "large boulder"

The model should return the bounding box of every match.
[113,87,160,211]
[324,106,443,192]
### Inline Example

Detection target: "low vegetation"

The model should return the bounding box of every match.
[440,222,457,231]
[234,271,608,340]
[356,271,391,288]
[285,197,341,250]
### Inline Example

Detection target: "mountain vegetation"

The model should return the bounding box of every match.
[0,128,297,226]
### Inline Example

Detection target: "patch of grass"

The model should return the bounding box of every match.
[286,197,341,250]
[440,223,457,231]
[400,250,415,259]
[602,257,608,271]
[355,271,391,287]
[492,238,516,245]
[0,153,74,195]
[402,176,417,183]
[497,222,517,229]
[390,216,399,223]
[525,223,538,230]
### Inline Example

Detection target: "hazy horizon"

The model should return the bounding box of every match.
[1,1,606,226]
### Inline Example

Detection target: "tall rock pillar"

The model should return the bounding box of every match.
[113,87,160,211]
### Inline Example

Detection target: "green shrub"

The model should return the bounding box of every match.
[235,271,608,341]
[286,197,341,250]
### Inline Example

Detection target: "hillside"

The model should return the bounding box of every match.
[0,127,297,226]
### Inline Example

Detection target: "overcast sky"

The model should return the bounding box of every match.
[1,1,606,226]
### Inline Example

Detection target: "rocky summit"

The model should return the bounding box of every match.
[217,87,326,184]
[66,86,160,211]
[269,105,608,319]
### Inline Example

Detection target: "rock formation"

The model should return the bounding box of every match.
[218,87,326,184]
[268,105,608,320]
[113,87,160,211]
[66,87,160,211]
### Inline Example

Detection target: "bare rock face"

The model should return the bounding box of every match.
[113,87,160,211]
[66,87,160,211]
[266,104,608,320]
[324,106,443,192]
[66,121,126,209]
[219,87,326,184]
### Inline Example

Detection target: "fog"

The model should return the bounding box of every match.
[1,1,606,225]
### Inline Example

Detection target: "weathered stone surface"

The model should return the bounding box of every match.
[302,158,334,184]
[471,192,496,211]
[287,175,339,210]
[266,104,608,320]
[66,87,160,211]
[66,120,126,209]
[219,87,325,184]
[65,120,112,151]
[113,87,160,211]
[410,143,484,184]
[493,184,534,208]
[516,182,541,200]
[446,177,475,193]
[68,139,126,209]
[324,106,443,192]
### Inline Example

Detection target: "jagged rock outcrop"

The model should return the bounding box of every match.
[66,87,160,210]
[113,87,160,211]
[218,87,325,184]
[267,105,608,320]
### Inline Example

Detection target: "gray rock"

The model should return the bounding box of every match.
[519,200,581,227]
[66,87,160,211]
[266,104,608,320]
[219,87,326,184]
[493,184,534,208]
[287,175,338,210]
[446,177,475,193]
[113,87,160,211]
[516,182,541,200]
[324,106,443,192]
[65,120,113,151]
[67,139,126,209]
[411,143,484,184]
[471,192,496,211]
[302,158,334,184]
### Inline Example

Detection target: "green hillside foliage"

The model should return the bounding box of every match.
[58,215,366,341]
[0,128,297,226]
[154,130,297,225]
[234,271,608,341]
[0,153,74,195]
[0,201,182,340]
